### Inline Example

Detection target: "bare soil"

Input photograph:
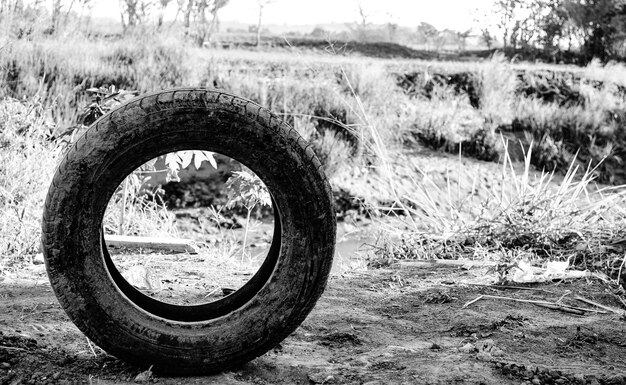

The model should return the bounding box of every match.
[2,259,626,385]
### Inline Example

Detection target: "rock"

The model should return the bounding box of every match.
[476,339,494,351]
[459,343,476,353]
[429,343,441,350]
[0,362,10,370]
[52,372,61,380]
[32,253,44,265]
[307,373,334,384]
[134,368,153,383]
[531,377,541,385]
[476,351,492,362]
[572,374,585,384]
[549,369,562,378]
[606,374,626,385]
[491,348,505,357]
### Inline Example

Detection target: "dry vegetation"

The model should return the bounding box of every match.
[1,32,626,284]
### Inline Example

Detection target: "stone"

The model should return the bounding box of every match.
[134,369,153,383]
[459,343,476,353]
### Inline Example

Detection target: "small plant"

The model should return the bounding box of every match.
[225,169,271,261]
[164,150,217,182]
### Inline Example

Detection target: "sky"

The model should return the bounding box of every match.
[91,0,495,31]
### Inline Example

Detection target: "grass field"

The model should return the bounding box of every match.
[1,32,626,283]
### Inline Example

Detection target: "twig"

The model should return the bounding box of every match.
[86,338,97,358]
[534,302,585,315]
[462,295,484,308]
[479,294,554,306]
[463,294,603,315]
[0,345,26,351]
[614,294,626,310]
[466,283,556,294]
[574,296,623,315]
[556,291,571,304]
[616,254,626,287]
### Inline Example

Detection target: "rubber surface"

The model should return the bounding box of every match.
[41,88,336,374]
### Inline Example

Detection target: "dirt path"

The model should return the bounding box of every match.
[2,264,626,385]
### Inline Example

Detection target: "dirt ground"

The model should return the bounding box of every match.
[2,258,626,385]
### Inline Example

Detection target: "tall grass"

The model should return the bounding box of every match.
[372,141,626,281]
[0,97,58,266]
[2,32,626,278]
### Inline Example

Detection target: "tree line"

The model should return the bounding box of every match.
[0,0,279,47]
[485,0,626,63]
[1,0,624,63]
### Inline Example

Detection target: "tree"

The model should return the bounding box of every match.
[255,0,276,46]
[50,0,62,33]
[119,0,153,31]
[536,0,568,50]
[310,26,328,39]
[481,28,495,49]
[386,22,398,42]
[176,0,229,45]
[416,22,438,50]
[156,0,172,29]
[494,0,520,51]
[564,0,626,61]
[457,29,472,51]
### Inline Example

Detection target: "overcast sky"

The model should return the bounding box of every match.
[91,0,494,31]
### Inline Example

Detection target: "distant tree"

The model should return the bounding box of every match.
[457,28,472,51]
[386,22,398,42]
[175,0,228,45]
[564,0,626,61]
[156,0,172,29]
[119,0,153,32]
[536,0,568,50]
[417,22,438,50]
[255,0,276,46]
[50,0,62,33]
[189,0,229,45]
[480,28,495,50]
[494,0,520,51]
[310,26,328,39]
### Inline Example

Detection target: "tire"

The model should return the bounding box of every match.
[41,88,336,374]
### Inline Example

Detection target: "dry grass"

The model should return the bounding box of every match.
[2,32,626,279]
[370,143,626,281]
[0,97,58,267]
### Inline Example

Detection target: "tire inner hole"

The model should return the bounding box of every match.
[103,150,275,306]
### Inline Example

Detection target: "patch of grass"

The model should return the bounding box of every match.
[371,144,626,282]
[0,97,58,266]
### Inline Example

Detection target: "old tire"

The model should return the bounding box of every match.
[41,88,336,374]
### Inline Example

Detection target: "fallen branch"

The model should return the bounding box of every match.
[462,294,605,315]
[467,283,556,294]
[0,345,26,351]
[574,296,624,315]
[395,260,497,269]
[104,235,198,254]
[533,302,585,315]
[86,337,98,358]
[462,295,484,308]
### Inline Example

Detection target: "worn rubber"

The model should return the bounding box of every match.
[41,88,336,374]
